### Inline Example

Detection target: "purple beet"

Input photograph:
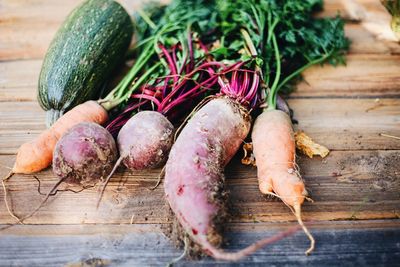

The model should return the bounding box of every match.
[117,111,174,170]
[5,122,118,226]
[96,111,174,208]
[53,122,118,187]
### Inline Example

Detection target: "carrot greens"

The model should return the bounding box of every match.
[207,0,349,109]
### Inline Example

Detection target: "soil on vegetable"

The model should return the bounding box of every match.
[161,176,230,259]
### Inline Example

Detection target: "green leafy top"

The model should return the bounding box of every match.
[207,0,349,109]
[104,0,349,111]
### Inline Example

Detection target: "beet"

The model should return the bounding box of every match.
[52,122,118,187]
[164,97,300,261]
[96,111,175,208]
[117,111,174,170]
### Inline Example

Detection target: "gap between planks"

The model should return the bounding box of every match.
[0,98,399,154]
[1,219,399,235]
[0,150,398,225]
[0,220,399,266]
[2,54,400,103]
[1,0,399,61]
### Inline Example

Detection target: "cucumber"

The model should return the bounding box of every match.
[38,0,133,127]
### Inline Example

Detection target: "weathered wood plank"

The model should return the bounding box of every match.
[0,0,171,61]
[0,150,398,224]
[1,0,399,61]
[294,54,400,97]
[345,24,400,54]
[0,221,399,266]
[0,59,130,102]
[0,0,146,61]
[0,98,398,154]
[2,53,400,103]
[290,98,400,150]
[0,59,41,102]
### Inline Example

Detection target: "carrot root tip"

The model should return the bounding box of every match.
[294,203,315,255]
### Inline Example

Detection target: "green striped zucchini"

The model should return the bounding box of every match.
[38,0,133,127]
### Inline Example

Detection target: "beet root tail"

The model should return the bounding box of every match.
[2,171,21,223]
[205,225,300,261]
[96,156,123,209]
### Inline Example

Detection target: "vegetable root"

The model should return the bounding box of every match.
[2,173,21,223]
[117,111,174,170]
[252,109,315,255]
[11,101,108,175]
[165,97,298,260]
[97,111,174,208]
[2,122,116,228]
[1,178,64,230]
[52,122,118,187]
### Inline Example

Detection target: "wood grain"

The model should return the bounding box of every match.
[0,0,144,61]
[294,55,400,97]
[0,1,399,265]
[345,24,400,54]
[1,0,399,61]
[290,98,400,151]
[0,221,399,266]
[2,53,400,104]
[0,98,398,155]
[0,59,41,102]
[0,150,398,224]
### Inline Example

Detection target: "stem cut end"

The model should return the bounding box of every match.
[46,109,64,128]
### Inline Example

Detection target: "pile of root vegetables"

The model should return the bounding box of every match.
[2,0,349,262]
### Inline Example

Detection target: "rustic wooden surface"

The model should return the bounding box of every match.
[0,0,400,266]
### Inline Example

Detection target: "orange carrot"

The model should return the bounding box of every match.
[251,109,315,255]
[12,101,108,174]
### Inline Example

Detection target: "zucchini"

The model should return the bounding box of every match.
[38,0,133,127]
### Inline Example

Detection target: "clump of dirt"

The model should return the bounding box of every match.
[161,188,231,260]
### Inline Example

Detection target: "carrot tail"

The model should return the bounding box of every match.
[96,157,123,209]
[2,171,14,181]
[294,203,315,255]
[205,225,300,261]
[266,191,315,255]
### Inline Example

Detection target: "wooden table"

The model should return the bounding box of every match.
[1,0,399,266]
